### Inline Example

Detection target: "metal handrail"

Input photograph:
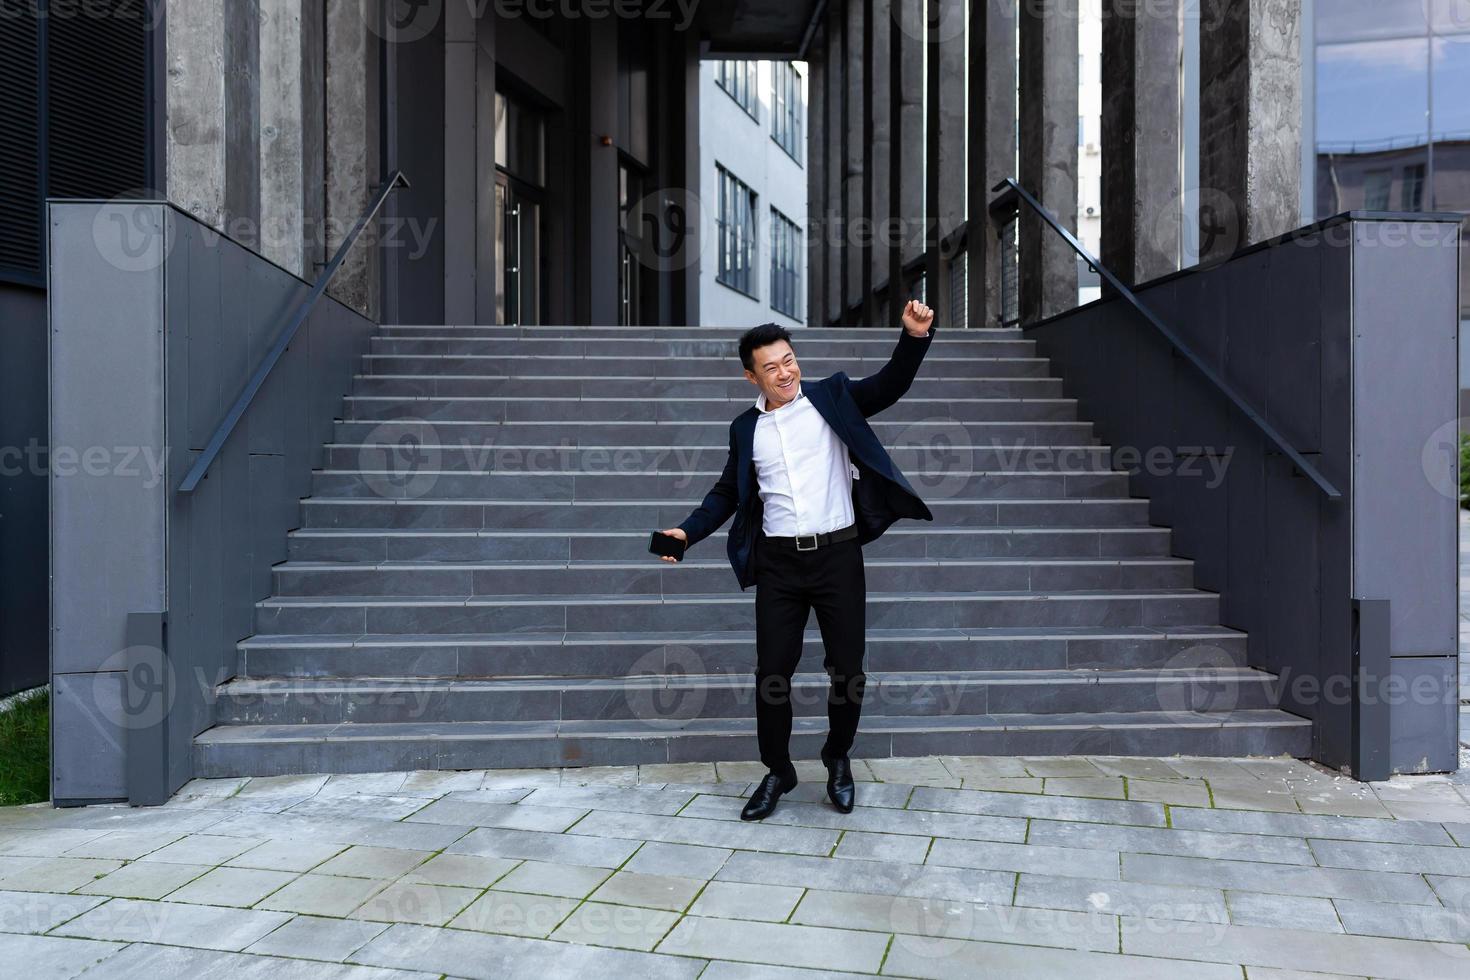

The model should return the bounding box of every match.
[994,177,1343,501]
[178,171,410,494]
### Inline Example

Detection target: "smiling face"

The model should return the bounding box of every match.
[744,338,801,410]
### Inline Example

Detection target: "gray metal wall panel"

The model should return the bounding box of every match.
[1389,656,1458,773]
[1030,215,1460,774]
[48,203,169,802]
[49,201,376,804]
[1350,221,1459,656]
[49,204,168,675]
[52,672,126,801]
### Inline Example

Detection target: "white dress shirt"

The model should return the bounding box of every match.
[752,384,856,536]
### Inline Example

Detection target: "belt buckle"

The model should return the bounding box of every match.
[795,533,818,551]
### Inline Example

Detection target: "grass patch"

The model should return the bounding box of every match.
[0,686,50,806]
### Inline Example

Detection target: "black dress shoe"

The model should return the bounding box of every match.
[822,753,855,813]
[741,769,798,821]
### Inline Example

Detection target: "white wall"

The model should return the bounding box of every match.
[699,60,810,330]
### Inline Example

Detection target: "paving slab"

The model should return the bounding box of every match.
[656,916,890,973]
[52,897,292,951]
[349,921,706,979]
[0,933,124,980]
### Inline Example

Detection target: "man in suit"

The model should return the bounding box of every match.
[656,300,937,820]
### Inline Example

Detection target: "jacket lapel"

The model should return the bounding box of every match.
[735,406,758,499]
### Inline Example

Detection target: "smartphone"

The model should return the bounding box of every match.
[649,531,686,561]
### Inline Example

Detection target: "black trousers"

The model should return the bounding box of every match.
[753,530,866,772]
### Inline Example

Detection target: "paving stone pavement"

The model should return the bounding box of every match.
[4,756,1470,977]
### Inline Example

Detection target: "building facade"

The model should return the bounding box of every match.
[699,59,809,330]
[6,1,1463,804]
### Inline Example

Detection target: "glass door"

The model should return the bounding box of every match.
[496,175,541,326]
[493,90,545,326]
[618,161,644,326]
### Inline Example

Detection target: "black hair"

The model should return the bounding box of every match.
[738,322,794,373]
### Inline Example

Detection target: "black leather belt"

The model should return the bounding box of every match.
[759,523,859,552]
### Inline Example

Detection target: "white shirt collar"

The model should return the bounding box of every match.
[755,382,805,413]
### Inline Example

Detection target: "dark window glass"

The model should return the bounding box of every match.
[715,60,759,120]
[771,62,802,163]
[716,165,757,296]
[769,207,802,321]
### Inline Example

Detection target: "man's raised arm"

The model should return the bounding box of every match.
[848,299,936,418]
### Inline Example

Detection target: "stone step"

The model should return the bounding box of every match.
[318,443,1120,475]
[349,375,1067,399]
[362,355,1057,378]
[236,626,1249,678]
[269,557,1197,597]
[191,708,1313,777]
[192,320,1285,775]
[212,667,1283,726]
[377,325,1030,339]
[330,418,1101,447]
[366,336,1038,357]
[338,395,1081,424]
[252,589,1222,635]
[286,525,1173,561]
[307,468,1130,501]
[297,497,1156,530]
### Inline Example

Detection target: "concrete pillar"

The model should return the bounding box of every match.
[894,3,925,272]
[259,0,306,276]
[969,0,1018,328]
[443,0,477,323]
[675,25,701,327]
[869,3,890,324]
[844,0,866,324]
[1018,0,1079,322]
[582,23,619,324]
[1101,0,1182,285]
[937,0,965,242]
[223,0,261,249]
[474,14,499,324]
[1199,0,1301,262]
[933,0,965,326]
[324,0,381,317]
[860,2,876,327]
[808,49,826,328]
[301,0,327,277]
[824,4,843,325]
[165,0,226,228]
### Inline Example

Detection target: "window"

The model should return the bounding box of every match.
[1363,169,1392,210]
[769,208,802,321]
[771,62,803,163]
[716,166,757,296]
[1401,163,1425,211]
[715,60,759,120]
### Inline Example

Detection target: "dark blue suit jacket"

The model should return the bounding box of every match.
[677,325,936,590]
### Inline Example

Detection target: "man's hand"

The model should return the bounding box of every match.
[901,299,934,337]
[655,527,687,563]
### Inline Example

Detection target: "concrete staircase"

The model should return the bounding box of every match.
[193,325,1310,776]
